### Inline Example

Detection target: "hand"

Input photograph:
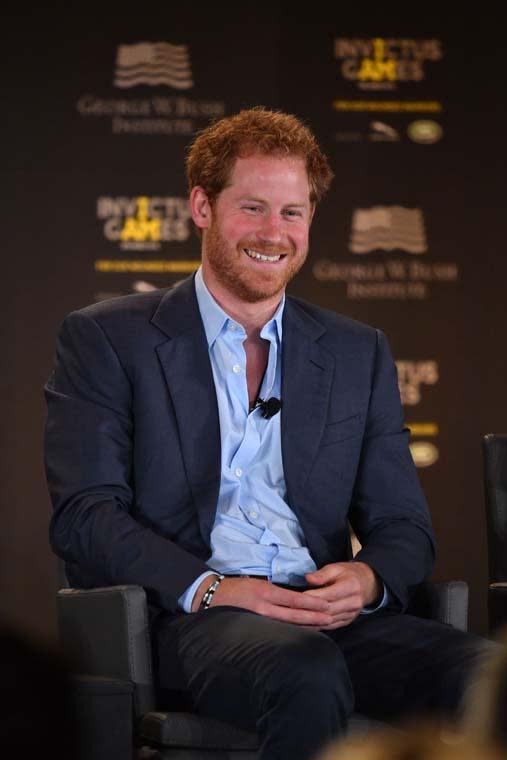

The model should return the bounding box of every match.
[191,575,334,627]
[303,562,382,630]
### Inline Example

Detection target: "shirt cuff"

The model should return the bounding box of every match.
[178,570,217,613]
[360,582,390,615]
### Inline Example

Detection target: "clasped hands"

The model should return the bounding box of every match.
[192,562,382,630]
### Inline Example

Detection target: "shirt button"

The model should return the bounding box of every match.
[232,364,241,374]
[228,323,237,331]
[249,417,255,426]
[250,511,258,519]
[235,467,243,478]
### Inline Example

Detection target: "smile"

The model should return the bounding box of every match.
[243,248,286,263]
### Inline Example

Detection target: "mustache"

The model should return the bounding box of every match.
[240,241,294,256]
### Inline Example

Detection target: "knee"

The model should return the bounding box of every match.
[265,629,353,707]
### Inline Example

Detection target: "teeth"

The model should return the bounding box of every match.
[244,248,282,262]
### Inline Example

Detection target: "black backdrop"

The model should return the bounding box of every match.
[2,8,506,639]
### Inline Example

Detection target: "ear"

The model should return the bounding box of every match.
[190,186,212,230]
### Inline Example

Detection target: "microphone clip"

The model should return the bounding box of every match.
[255,397,282,420]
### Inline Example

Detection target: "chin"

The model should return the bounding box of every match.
[233,281,284,303]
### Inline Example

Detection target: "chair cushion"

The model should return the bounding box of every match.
[140,710,391,750]
[140,711,259,750]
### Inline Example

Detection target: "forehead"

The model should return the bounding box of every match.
[224,153,310,200]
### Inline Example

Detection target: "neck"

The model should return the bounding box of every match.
[201,263,282,338]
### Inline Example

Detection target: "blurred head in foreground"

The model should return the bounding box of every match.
[317,725,503,760]
[317,632,507,760]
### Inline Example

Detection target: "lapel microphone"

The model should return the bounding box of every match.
[254,397,282,419]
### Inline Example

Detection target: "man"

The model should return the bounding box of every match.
[45,109,485,760]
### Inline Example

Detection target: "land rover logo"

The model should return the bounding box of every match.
[410,441,439,467]
[407,120,443,144]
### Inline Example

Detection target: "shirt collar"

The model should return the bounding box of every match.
[194,266,284,347]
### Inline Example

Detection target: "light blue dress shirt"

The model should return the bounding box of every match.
[178,268,387,613]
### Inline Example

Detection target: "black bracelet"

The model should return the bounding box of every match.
[199,574,225,610]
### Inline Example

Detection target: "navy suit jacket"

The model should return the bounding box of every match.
[45,275,435,615]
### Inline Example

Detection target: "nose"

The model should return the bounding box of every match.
[256,212,283,246]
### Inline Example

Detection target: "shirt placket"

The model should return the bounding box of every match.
[239,326,280,533]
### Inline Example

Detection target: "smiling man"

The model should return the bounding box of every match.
[45,109,487,760]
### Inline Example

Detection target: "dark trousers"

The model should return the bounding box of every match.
[152,606,490,760]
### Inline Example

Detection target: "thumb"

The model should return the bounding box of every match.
[305,564,344,585]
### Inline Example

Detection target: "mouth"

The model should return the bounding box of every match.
[243,248,288,263]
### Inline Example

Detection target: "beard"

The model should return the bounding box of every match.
[204,219,308,303]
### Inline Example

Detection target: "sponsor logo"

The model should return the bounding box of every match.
[396,361,439,405]
[334,130,362,142]
[132,279,158,292]
[94,260,199,273]
[113,42,193,90]
[334,37,443,91]
[94,278,186,303]
[312,258,458,300]
[96,195,191,251]
[349,206,427,255]
[76,42,225,136]
[407,423,439,437]
[369,121,399,141]
[333,100,442,113]
[407,120,443,144]
[313,204,459,301]
[409,441,439,468]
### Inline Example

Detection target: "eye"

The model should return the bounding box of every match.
[242,205,262,213]
[283,209,303,218]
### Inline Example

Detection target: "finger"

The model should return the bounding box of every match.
[305,564,346,586]
[303,599,361,621]
[303,578,359,602]
[267,585,331,612]
[317,613,360,630]
[262,603,334,627]
[301,616,357,631]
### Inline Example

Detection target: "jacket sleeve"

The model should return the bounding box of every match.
[349,329,436,611]
[44,310,209,612]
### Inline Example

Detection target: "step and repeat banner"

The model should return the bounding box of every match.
[4,10,505,635]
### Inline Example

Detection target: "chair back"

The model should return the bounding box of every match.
[57,585,156,717]
[483,434,507,582]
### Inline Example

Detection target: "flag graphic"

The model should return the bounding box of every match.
[113,42,194,90]
[349,206,427,254]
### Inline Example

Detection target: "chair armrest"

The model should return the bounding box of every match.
[488,583,507,633]
[71,676,134,760]
[407,580,469,631]
[57,585,155,716]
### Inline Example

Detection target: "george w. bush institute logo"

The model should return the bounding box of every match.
[349,206,427,255]
[113,42,194,90]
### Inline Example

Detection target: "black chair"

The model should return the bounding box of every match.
[483,433,507,633]
[57,580,469,760]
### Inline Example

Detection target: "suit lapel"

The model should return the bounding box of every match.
[281,299,334,511]
[150,281,335,538]
[151,277,221,542]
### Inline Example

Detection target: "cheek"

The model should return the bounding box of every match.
[292,227,309,251]
[222,219,259,243]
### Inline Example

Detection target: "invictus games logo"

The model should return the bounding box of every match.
[349,206,427,254]
[113,42,194,90]
[97,196,191,251]
[396,361,439,405]
[334,38,443,91]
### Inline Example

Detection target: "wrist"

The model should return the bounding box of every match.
[191,574,225,612]
[191,575,219,613]
[352,561,382,606]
